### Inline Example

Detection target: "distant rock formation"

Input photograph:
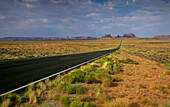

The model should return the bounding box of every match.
[154,35,170,39]
[101,34,112,38]
[123,33,136,38]
[69,36,97,40]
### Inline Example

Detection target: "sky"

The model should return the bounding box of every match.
[0,0,170,38]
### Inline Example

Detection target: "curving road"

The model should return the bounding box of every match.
[0,40,122,94]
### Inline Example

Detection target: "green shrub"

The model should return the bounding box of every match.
[113,64,122,74]
[1,99,11,107]
[119,58,138,64]
[36,82,46,91]
[45,78,52,88]
[151,82,160,89]
[62,74,75,83]
[84,75,93,83]
[65,85,75,94]
[20,103,36,107]
[139,84,145,88]
[81,64,95,73]
[70,69,86,82]
[59,95,71,106]
[164,63,170,70]
[103,78,112,87]
[74,84,85,95]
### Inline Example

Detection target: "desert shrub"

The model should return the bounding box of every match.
[1,93,12,102]
[45,78,52,88]
[103,78,112,87]
[69,100,96,107]
[90,62,101,67]
[164,63,170,70]
[46,91,56,100]
[62,74,75,83]
[84,75,93,83]
[74,84,85,95]
[20,103,36,107]
[65,85,75,94]
[159,100,170,107]
[166,82,170,89]
[139,84,145,88]
[25,55,34,58]
[59,95,71,106]
[159,87,168,94]
[70,69,86,82]
[119,58,138,64]
[113,64,122,74]
[112,76,121,82]
[27,83,35,91]
[151,82,160,89]
[104,98,129,107]
[1,99,11,107]
[102,62,113,74]
[81,64,95,73]
[164,70,170,75]
[28,91,37,104]
[36,81,46,91]
[36,89,42,97]
[41,102,48,107]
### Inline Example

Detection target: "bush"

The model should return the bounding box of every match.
[103,78,112,87]
[36,82,46,91]
[65,85,75,94]
[69,100,96,107]
[119,58,138,64]
[28,91,37,104]
[81,64,95,73]
[164,63,170,70]
[139,84,145,88]
[45,78,52,88]
[84,75,93,83]
[151,82,160,89]
[113,64,122,74]
[165,70,170,75]
[62,74,75,83]
[70,69,86,82]
[104,98,129,107]
[74,84,85,95]
[59,95,71,106]
[1,99,11,107]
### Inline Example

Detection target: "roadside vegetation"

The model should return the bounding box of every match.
[0,39,170,106]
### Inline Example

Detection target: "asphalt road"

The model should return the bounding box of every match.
[0,40,122,94]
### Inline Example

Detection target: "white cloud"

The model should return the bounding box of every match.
[86,13,102,17]
[25,18,48,24]
[103,23,128,29]
[126,1,129,5]
[42,18,48,23]
[132,0,135,3]
[59,17,79,23]
[0,14,6,19]
[26,3,36,8]
[104,1,115,10]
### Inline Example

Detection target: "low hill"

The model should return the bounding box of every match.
[154,35,170,39]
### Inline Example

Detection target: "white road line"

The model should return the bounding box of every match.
[0,51,114,96]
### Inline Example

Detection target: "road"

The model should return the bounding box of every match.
[0,40,122,94]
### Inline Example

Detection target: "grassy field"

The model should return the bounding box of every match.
[0,39,170,107]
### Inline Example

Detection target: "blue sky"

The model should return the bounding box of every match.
[0,0,170,38]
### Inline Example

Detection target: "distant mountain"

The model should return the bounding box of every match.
[0,36,97,40]
[69,36,97,40]
[101,34,112,38]
[123,33,136,38]
[154,35,170,39]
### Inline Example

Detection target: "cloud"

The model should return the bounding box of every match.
[126,1,129,5]
[132,0,135,3]
[59,17,79,23]
[104,1,115,10]
[86,13,102,17]
[103,23,128,29]
[25,18,48,24]
[25,3,36,8]
[0,14,6,19]
[23,0,38,2]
